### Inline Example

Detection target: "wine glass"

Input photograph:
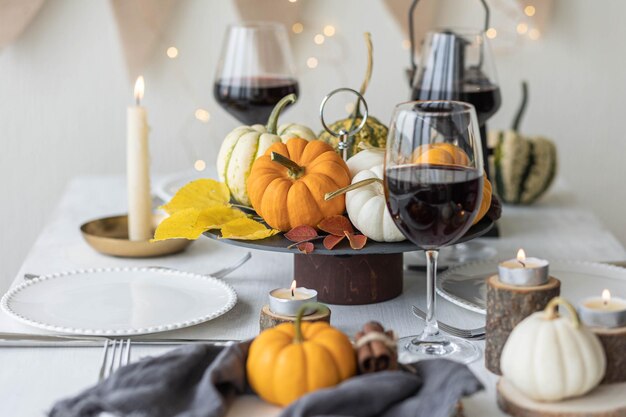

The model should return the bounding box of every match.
[214,22,299,125]
[411,30,500,263]
[412,30,500,130]
[384,100,484,364]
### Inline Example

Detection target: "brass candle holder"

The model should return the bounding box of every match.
[80,213,191,258]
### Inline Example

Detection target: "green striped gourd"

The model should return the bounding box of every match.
[216,94,316,206]
[490,82,557,204]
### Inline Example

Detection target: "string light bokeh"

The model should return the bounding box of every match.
[465,2,543,42]
[160,0,546,171]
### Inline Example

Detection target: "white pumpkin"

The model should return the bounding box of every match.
[216,94,315,205]
[501,297,606,402]
[346,148,384,178]
[345,165,406,242]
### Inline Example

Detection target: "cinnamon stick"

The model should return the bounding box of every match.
[355,321,398,374]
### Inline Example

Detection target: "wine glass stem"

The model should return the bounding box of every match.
[424,249,440,337]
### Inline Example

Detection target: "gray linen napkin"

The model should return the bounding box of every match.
[280,360,483,417]
[50,342,483,417]
[49,342,251,417]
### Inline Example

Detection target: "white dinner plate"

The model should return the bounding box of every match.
[156,169,218,202]
[437,260,626,314]
[1,267,237,335]
[405,241,498,269]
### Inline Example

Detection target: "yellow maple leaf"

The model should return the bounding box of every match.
[152,208,204,241]
[161,179,230,214]
[153,206,248,241]
[198,206,247,229]
[220,218,279,240]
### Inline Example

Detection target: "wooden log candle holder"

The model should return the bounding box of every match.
[592,326,626,384]
[485,274,561,375]
[497,378,626,417]
[259,304,331,332]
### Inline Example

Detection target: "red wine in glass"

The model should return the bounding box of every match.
[214,76,299,125]
[385,164,483,250]
[411,84,501,126]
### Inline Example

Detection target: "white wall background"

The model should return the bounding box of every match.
[1,0,625,290]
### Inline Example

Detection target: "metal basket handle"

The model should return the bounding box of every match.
[408,0,490,86]
[319,88,369,161]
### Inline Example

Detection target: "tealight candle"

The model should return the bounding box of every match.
[269,280,317,317]
[497,249,549,286]
[578,289,626,328]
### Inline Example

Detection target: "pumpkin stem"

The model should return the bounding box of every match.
[511,81,528,132]
[324,177,383,201]
[271,151,304,179]
[294,302,330,343]
[266,94,297,134]
[347,33,374,130]
[544,296,581,328]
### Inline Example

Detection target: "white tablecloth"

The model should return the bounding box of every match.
[1,176,625,417]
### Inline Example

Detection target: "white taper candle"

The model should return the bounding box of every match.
[127,76,152,241]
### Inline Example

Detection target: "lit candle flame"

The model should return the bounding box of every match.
[290,280,296,298]
[516,248,526,267]
[602,289,611,306]
[134,76,145,106]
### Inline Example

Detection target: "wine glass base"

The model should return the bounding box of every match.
[397,333,481,365]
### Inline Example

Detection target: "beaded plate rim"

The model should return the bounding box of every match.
[0,267,237,336]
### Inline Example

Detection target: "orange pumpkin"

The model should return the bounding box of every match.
[247,138,351,231]
[413,143,471,166]
[475,176,492,224]
[413,143,491,225]
[246,303,356,406]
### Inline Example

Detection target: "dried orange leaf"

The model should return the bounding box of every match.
[318,215,354,236]
[297,242,315,254]
[285,225,318,242]
[323,234,344,250]
[152,208,203,241]
[161,179,230,214]
[345,231,367,250]
[220,217,279,240]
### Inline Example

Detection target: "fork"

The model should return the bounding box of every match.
[98,339,132,381]
[412,305,485,340]
[24,252,252,281]
[147,252,252,279]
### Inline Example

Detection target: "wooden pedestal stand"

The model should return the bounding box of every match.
[259,305,331,332]
[497,378,626,417]
[205,218,493,305]
[485,275,561,375]
[295,253,403,305]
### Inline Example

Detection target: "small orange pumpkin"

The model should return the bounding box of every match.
[413,143,491,225]
[413,143,471,166]
[247,138,351,231]
[246,303,357,406]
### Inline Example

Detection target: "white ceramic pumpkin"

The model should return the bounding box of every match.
[501,297,606,402]
[346,147,384,178]
[216,94,316,205]
[345,165,405,242]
